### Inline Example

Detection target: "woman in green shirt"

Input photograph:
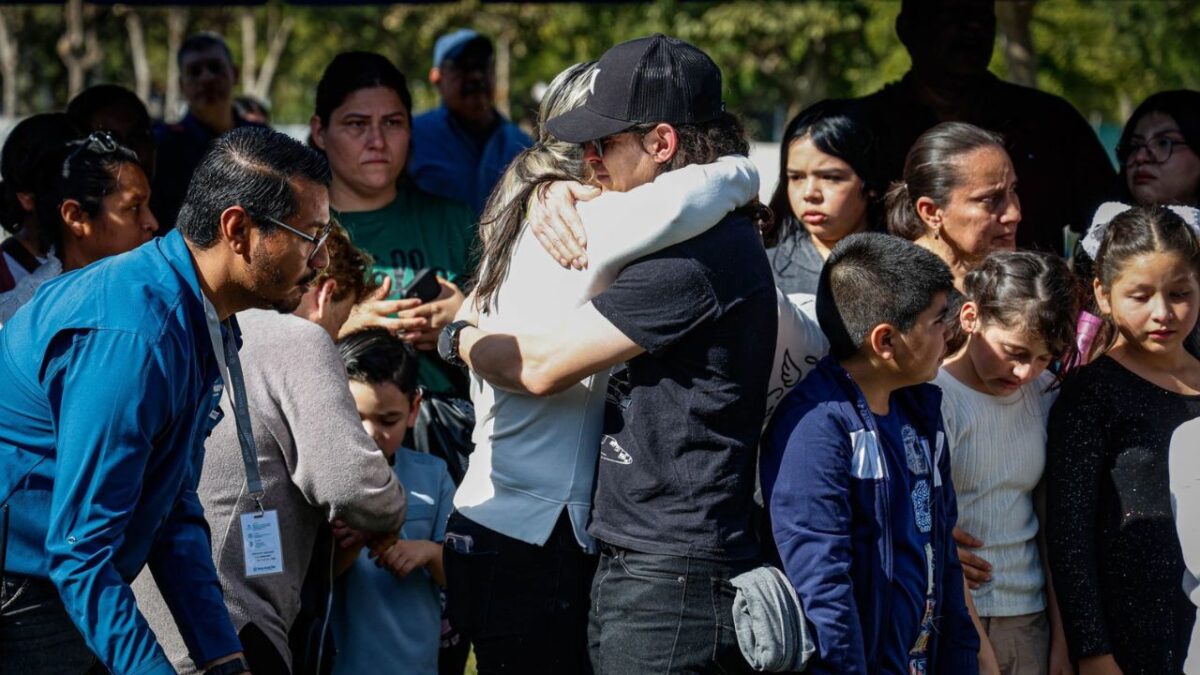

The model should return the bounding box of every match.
[311,50,476,395]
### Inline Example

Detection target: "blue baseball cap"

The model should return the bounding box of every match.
[433,29,492,69]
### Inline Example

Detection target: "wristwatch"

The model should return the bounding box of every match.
[205,658,250,675]
[438,320,473,368]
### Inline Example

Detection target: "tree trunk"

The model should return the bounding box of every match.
[118,7,152,111]
[240,8,258,95]
[997,0,1037,88]
[57,0,102,100]
[494,31,511,118]
[164,7,188,122]
[0,8,19,119]
[251,13,294,101]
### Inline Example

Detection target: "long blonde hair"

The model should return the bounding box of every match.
[472,61,598,313]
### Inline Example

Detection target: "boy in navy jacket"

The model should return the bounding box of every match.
[761,233,978,674]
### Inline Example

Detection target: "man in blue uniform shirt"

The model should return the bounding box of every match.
[409,29,532,215]
[0,127,333,675]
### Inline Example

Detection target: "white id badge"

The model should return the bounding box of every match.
[241,509,284,577]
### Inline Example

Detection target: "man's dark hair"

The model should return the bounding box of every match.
[816,232,955,360]
[662,111,769,229]
[176,127,330,248]
[338,328,420,397]
[177,32,233,68]
[663,112,750,173]
[314,51,413,126]
[67,84,151,133]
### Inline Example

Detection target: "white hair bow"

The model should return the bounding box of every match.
[1080,201,1200,259]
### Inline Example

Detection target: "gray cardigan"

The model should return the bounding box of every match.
[133,309,407,672]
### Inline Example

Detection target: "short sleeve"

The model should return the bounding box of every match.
[591,254,718,354]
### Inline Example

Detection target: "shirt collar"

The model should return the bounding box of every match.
[160,229,243,354]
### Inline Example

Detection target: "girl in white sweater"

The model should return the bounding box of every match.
[935,251,1081,675]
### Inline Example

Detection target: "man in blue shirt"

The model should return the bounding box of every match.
[409,29,532,215]
[0,127,334,675]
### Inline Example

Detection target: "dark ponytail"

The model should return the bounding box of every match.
[885,180,921,241]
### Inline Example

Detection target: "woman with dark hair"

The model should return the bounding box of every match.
[1116,90,1200,208]
[765,99,883,295]
[0,113,80,292]
[886,121,1022,290]
[310,50,476,396]
[0,131,157,325]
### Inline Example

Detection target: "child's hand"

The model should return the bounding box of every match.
[371,540,440,579]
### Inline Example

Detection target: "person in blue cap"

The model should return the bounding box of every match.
[408,29,532,216]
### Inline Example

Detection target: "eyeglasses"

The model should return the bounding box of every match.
[587,138,609,159]
[62,131,119,179]
[1117,135,1190,167]
[587,124,657,160]
[257,214,334,265]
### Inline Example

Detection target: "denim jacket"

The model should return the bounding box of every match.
[760,356,978,675]
[0,230,241,675]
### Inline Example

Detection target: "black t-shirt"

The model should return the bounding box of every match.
[589,212,778,560]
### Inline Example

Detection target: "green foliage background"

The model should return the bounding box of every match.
[6,0,1199,139]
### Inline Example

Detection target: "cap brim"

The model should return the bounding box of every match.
[545,105,635,144]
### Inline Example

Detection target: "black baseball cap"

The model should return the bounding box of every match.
[545,34,724,144]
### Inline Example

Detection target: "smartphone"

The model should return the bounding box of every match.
[402,268,441,303]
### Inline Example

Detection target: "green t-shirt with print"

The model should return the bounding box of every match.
[337,184,477,394]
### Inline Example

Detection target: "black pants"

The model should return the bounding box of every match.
[589,545,757,675]
[443,511,596,675]
[0,575,98,674]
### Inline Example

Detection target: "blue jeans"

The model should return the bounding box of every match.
[0,574,99,674]
[589,544,757,675]
[443,511,596,675]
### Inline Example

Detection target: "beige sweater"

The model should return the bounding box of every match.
[133,309,407,672]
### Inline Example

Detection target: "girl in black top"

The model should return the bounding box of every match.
[1047,205,1200,675]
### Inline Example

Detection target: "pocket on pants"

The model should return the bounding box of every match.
[615,550,687,583]
[711,576,749,675]
[443,536,498,638]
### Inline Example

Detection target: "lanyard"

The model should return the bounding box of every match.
[202,299,265,511]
